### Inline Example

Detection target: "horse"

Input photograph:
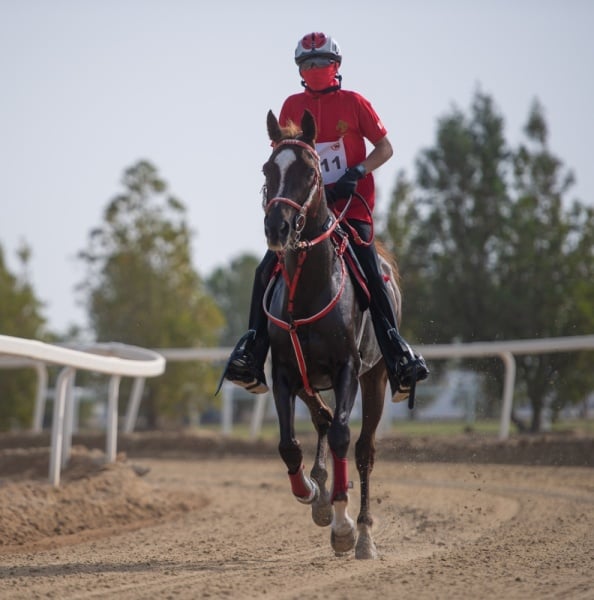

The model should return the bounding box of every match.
[261,108,402,559]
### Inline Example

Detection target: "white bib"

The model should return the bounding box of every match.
[316,138,348,185]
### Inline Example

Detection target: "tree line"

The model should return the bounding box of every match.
[1,91,592,432]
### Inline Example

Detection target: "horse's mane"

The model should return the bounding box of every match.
[279,119,305,140]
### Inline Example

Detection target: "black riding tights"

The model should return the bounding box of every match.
[247,219,401,368]
[345,219,399,334]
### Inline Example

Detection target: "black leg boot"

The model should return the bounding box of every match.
[220,329,269,394]
[346,220,429,408]
[368,313,428,407]
[216,251,277,395]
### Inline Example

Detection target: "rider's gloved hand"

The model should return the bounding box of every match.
[332,164,366,200]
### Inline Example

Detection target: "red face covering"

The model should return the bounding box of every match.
[300,64,339,92]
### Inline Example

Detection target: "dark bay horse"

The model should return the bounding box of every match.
[262,109,402,559]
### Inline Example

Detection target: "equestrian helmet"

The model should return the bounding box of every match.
[294,32,342,66]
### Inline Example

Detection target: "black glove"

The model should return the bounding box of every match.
[332,164,366,200]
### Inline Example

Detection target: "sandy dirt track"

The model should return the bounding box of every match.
[0,435,592,599]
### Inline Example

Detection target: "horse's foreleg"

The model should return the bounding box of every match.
[310,434,333,526]
[331,498,356,555]
[287,459,319,504]
[302,393,334,526]
[327,366,359,555]
[279,432,319,504]
[353,368,386,559]
[329,445,356,553]
[275,387,318,504]
[354,431,378,559]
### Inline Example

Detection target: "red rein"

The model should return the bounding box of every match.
[263,139,348,397]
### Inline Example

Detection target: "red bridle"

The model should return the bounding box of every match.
[264,139,322,247]
[262,138,350,396]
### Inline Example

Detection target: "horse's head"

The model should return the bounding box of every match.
[262,110,324,251]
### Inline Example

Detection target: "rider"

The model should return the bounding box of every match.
[221,32,428,399]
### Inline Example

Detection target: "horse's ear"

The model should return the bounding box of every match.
[300,110,317,146]
[267,110,283,144]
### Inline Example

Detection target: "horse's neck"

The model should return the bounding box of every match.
[283,241,339,314]
[280,201,341,299]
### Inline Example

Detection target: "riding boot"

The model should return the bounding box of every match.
[346,220,429,406]
[386,327,429,405]
[218,251,277,395]
[367,310,428,400]
[220,329,269,394]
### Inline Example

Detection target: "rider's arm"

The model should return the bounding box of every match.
[359,135,393,176]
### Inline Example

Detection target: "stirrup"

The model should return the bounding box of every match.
[215,331,268,395]
[390,360,419,408]
[387,329,429,409]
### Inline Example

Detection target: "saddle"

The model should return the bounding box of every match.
[330,222,371,311]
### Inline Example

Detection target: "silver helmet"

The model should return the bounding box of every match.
[294,32,342,66]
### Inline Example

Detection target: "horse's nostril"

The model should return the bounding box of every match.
[264,213,291,250]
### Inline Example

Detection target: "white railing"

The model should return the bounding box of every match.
[418,335,594,438]
[2,335,592,480]
[0,335,165,486]
[0,355,48,433]
[156,335,594,441]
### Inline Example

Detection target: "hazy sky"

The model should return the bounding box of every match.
[1,1,593,334]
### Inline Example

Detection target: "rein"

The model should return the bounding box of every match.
[330,191,374,247]
[262,138,350,396]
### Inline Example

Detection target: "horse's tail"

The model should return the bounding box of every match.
[376,238,400,286]
[376,239,403,326]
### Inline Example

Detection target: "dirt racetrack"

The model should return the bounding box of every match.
[0,431,592,599]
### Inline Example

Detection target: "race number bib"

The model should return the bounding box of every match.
[316,139,347,185]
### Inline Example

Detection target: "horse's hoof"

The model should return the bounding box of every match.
[331,527,356,555]
[311,491,333,527]
[355,536,377,560]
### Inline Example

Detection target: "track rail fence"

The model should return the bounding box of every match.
[0,335,165,486]
[2,335,593,484]
[157,335,594,441]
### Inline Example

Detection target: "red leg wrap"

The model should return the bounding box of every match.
[288,464,311,498]
[331,452,349,502]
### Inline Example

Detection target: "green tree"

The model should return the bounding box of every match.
[78,160,225,427]
[206,253,260,346]
[0,242,46,429]
[386,91,513,411]
[384,91,594,431]
[498,101,594,430]
[383,170,439,343]
[412,91,511,343]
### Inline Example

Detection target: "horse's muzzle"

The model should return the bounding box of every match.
[265,213,291,251]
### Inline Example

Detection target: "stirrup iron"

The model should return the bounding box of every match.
[215,330,258,395]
